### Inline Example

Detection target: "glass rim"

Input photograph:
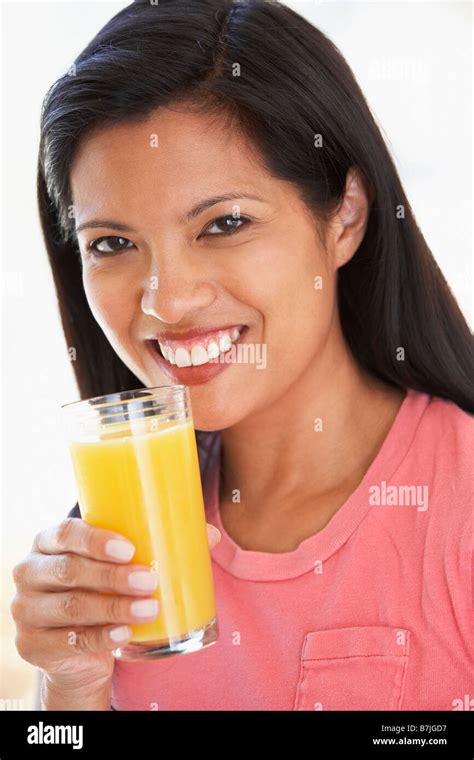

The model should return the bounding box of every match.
[60,384,187,413]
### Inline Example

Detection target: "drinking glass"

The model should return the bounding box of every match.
[61,384,218,661]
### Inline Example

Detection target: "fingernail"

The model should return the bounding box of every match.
[128,571,159,591]
[110,625,132,642]
[106,539,135,561]
[130,599,159,618]
[208,525,221,544]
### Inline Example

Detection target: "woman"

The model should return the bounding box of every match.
[12,0,472,710]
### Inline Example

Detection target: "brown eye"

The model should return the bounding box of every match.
[202,215,250,236]
[89,236,135,256]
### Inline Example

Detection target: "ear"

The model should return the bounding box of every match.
[328,166,371,270]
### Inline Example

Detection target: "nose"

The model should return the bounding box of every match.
[141,258,217,324]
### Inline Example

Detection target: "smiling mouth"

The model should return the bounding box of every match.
[147,325,248,368]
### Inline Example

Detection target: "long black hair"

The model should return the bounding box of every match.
[37,0,473,482]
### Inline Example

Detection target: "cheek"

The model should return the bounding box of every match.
[82,271,134,343]
[252,238,335,355]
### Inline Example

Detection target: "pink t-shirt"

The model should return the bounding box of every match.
[112,389,473,710]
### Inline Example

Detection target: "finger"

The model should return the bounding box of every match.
[15,589,160,629]
[14,553,159,596]
[15,623,134,666]
[33,518,136,563]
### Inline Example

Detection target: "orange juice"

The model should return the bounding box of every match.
[68,419,216,645]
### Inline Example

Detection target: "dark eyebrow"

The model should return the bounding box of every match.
[75,220,137,235]
[182,192,266,222]
[75,192,267,234]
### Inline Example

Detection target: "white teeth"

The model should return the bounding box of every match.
[190,345,209,366]
[174,347,192,367]
[157,327,244,368]
[219,333,232,353]
[207,340,220,359]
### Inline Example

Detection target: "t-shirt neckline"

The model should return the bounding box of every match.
[205,388,431,581]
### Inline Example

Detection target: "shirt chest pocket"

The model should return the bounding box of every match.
[294,626,411,711]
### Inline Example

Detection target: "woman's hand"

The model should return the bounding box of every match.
[11,517,222,700]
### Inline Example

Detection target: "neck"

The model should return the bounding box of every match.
[219,321,405,516]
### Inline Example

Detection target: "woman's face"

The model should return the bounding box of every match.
[70,107,342,431]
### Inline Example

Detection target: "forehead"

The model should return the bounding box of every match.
[70,107,274,223]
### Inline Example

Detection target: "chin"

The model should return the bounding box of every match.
[191,404,239,433]
[138,357,258,430]
[193,387,260,431]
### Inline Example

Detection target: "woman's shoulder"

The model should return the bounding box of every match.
[406,391,473,528]
[411,390,473,463]
[424,392,473,429]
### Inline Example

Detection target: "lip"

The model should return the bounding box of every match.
[145,326,249,386]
